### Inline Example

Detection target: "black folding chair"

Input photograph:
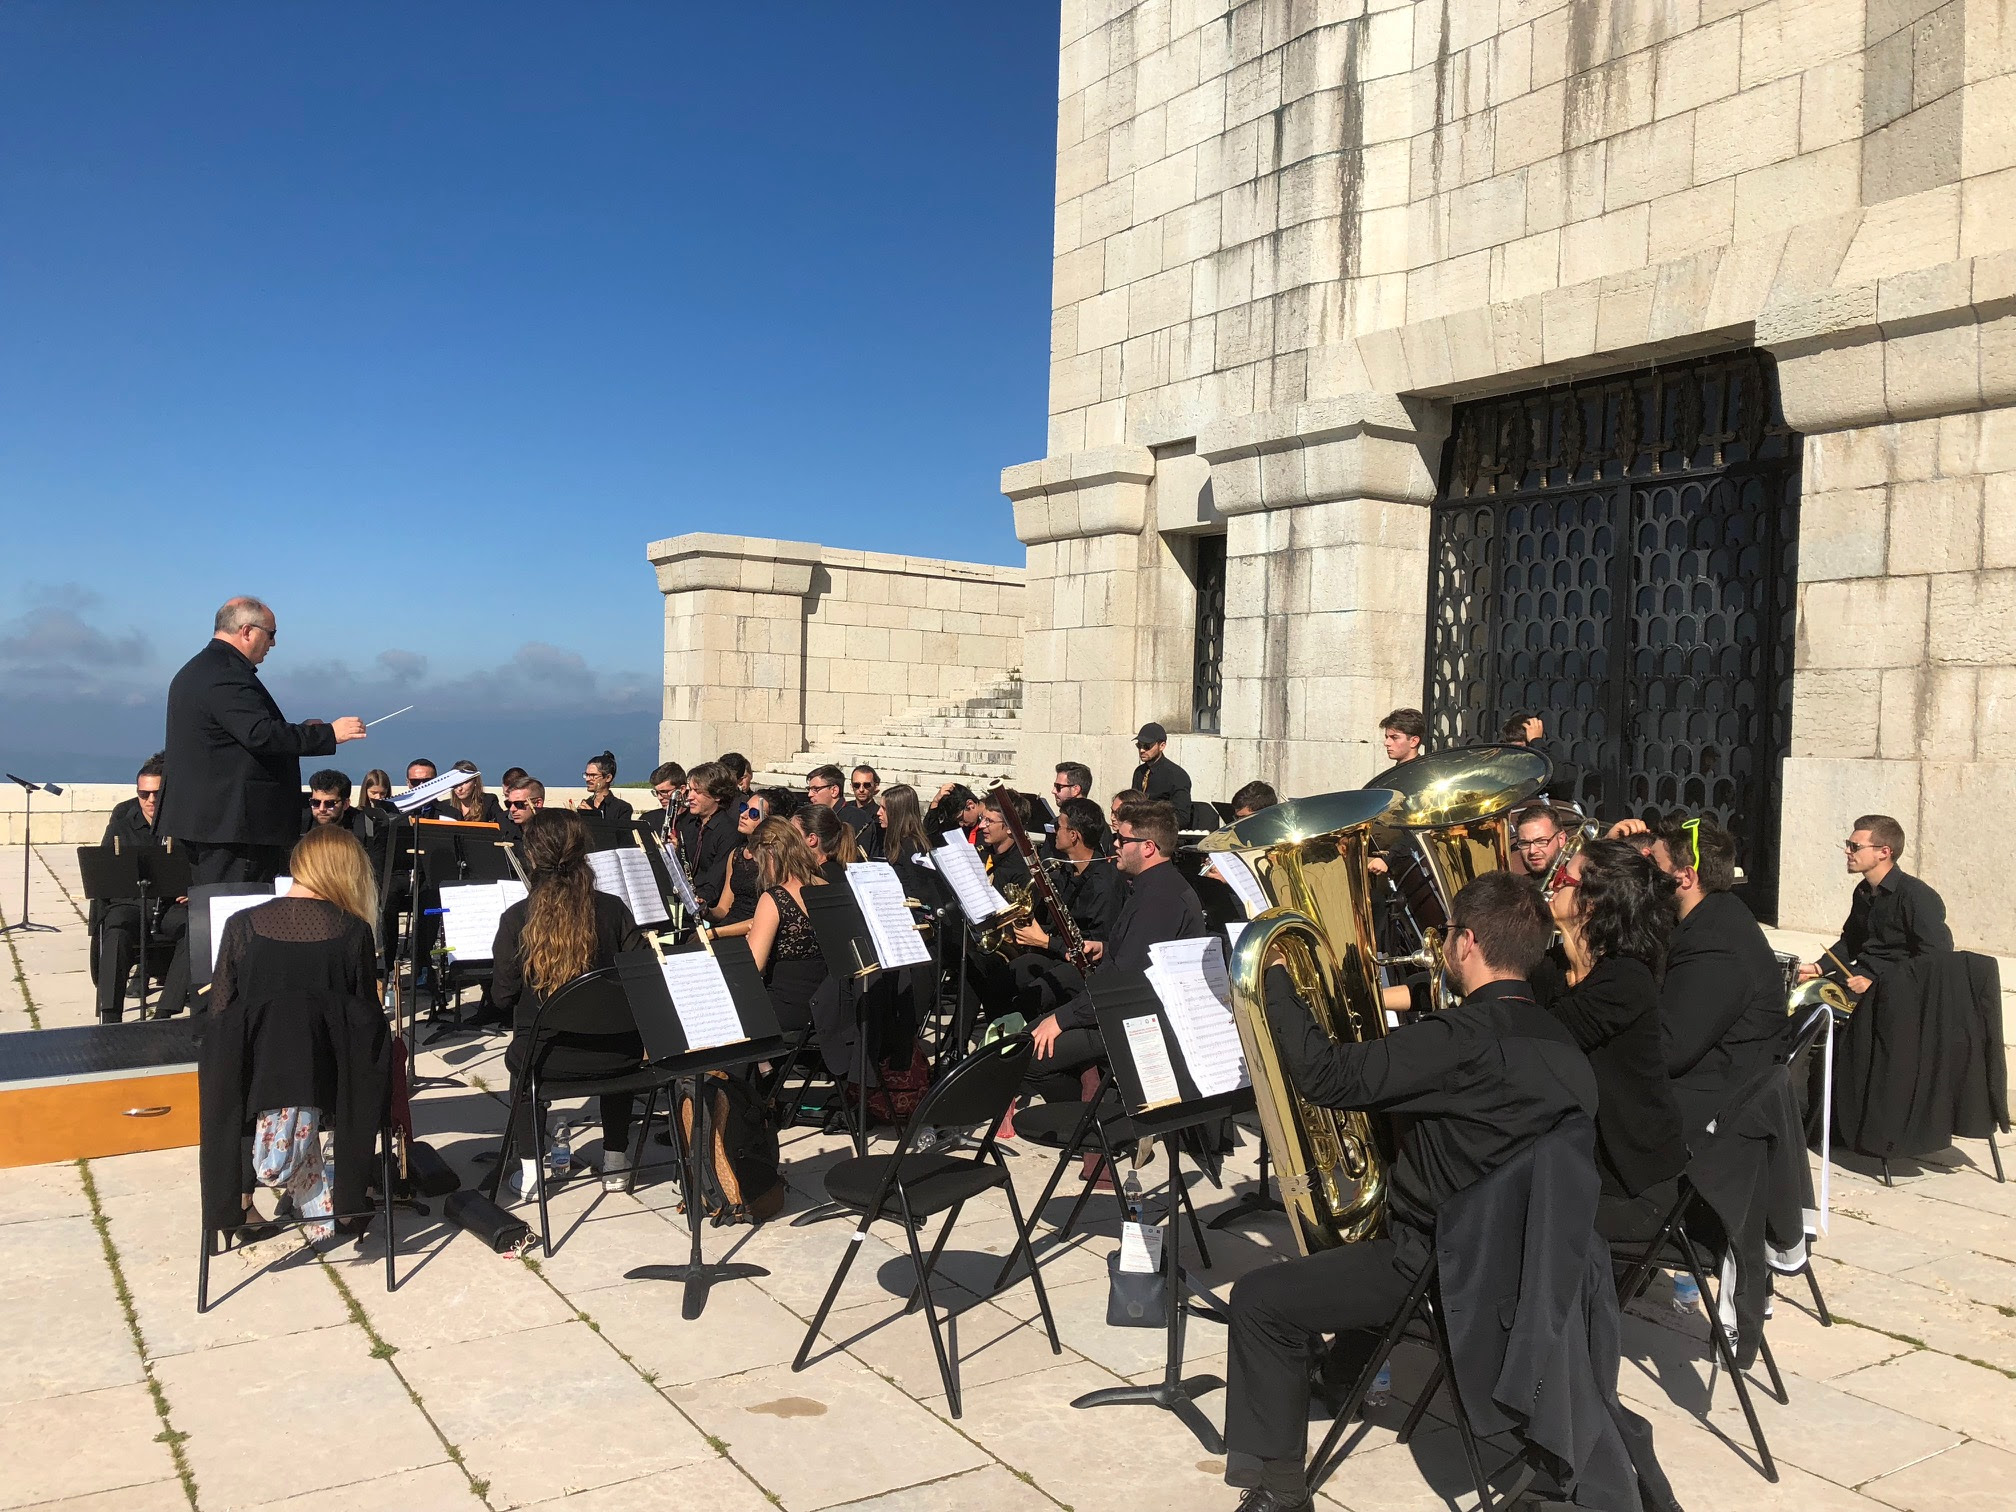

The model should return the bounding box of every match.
[1776,1003,1837,1325]
[791,1034,1061,1416]
[485,968,680,1255]
[198,1112,399,1312]
[990,1067,1213,1294]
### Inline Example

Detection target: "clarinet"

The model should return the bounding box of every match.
[994,787,1092,975]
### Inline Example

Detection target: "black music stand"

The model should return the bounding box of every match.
[1070,972,1256,1454]
[188,882,275,994]
[3,774,62,934]
[76,843,189,1018]
[613,939,786,1318]
[803,882,885,1158]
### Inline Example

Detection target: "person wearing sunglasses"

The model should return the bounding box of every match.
[705,790,778,939]
[1130,721,1193,824]
[1797,814,1951,996]
[1532,839,1689,1239]
[501,779,545,850]
[93,751,193,1022]
[835,764,885,859]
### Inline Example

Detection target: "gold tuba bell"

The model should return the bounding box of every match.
[1203,790,1404,1254]
[1364,745,1553,922]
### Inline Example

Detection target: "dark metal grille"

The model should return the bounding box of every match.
[1427,350,1801,920]
[1192,532,1227,734]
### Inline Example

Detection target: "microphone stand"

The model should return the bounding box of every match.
[2,775,62,934]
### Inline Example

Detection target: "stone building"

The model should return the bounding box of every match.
[997,0,2016,953]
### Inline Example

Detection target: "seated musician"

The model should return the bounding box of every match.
[1378,706,1425,764]
[576,750,633,825]
[1013,797,1126,951]
[400,758,444,818]
[681,762,742,906]
[493,810,648,1199]
[1616,817,1785,1137]
[359,769,395,812]
[745,817,832,1057]
[794,801,860,886]
[306,768,394,875]
[502,778,545,854]
[708,788,776,939]
[1052,761,1092,805]
[978,790,1031,892]
[95,753,191,1022]
[928,781,984,842]
[641,762,687,842]
[877,783,931,867]
[1533,839,1689,1238]
[1798,813,1951,997]
[1510,802,1571,880]
[838,765,884,859]
[718,751,754,795]
[1230,780,1277,820]
[1223,872,1597,1511]
[1026,800,1204,1094]
[442,761,505,825]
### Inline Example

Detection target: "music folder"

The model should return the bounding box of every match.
[614,936,781,1062]
[1090,968,1254,1125]
[802,884,880,980]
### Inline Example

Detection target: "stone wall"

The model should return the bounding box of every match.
[647,533,1024,776]
[1004,0,2016,952]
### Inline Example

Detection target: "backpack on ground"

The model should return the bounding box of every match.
[676,1071,785,1225]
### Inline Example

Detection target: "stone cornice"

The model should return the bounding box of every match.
[646,533,823,596]
[1199,395,1448,514]
[1002,444,1156,544]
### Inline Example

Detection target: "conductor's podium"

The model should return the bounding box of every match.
[0,1020,201,1166]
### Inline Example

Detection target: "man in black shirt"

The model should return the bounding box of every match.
[93,753,192,1022]
[305,769,395,870]
[1222,871,1596,1509]
[1130,722,1193,821]
[837,764,885,860]
[977,790,1031,893]
[1012,797,1127,954]
[1802,813,1952,995]
[1642,817,1787,1135]
[638,763,686,844]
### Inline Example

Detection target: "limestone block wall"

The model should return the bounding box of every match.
[1005,0,2016,951]
[648,533,1023,775]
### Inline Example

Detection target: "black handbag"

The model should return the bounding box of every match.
[1105,1246,1168,1328]
[405,1140,460,1197]
[443,1189,531,1253]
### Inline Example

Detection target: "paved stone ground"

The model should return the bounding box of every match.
[5,841,2016,1512]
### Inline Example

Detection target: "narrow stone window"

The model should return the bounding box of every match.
[1192,533,1227,735]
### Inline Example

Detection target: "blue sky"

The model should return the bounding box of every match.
[0,3,1057,782]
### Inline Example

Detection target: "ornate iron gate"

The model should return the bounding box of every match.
[1192,532,1227,735]
[1426,350,1802,920]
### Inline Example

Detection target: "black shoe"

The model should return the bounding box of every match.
[1234,1490,1309,1511]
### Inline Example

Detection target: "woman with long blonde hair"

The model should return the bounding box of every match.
[492,810,648,1199]
[444,760,504,824]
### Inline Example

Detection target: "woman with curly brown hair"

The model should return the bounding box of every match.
[1537,837,1689,1232]
[493,809,647,1198]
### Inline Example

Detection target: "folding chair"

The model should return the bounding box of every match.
[485,968,680,1255]
[198,1112,399,1312]
[1776,1003,1837,1325]
[791,1034,1061,1416]
[990,1067,1213,1294]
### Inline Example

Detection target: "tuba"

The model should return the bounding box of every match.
[1364,745,1552,923]
[1202,790,1404,1254]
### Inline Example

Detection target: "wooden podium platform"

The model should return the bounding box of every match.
[0,1019,201,1166]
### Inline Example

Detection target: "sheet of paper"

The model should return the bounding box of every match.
[437,880,526,961]
[846,862,932,968]
[1210,851,1271,919]
[393,766,477,813]
[657,839,703,916]
[1120,1013,1183,1107]
[1224,919,1246,956]
[935,830,1008,920]
[1147,935,1249,1097]
[1119,1220,1164,1274]
[658,952,745,1051]
[587,847,669,926]
[207,889,275,971]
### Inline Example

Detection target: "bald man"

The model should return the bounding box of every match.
[160,596,367,885]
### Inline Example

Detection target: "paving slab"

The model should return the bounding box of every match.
[1837,1346,2016,1455]
[236,1462,470,1511]
[516,1457,775,1512]
[1861,1438,2016,1512]
[1703,1370,1963,1487]
[0,1381,177,1510]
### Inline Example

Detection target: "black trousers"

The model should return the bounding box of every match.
[504,1035,643,1157]
[1025,1024,1106,1103]
[184,841,291,887]
[96,903,190,1023]
[1224,1238,1415,1495]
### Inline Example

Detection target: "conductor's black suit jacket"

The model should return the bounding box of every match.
[160,640,337,848]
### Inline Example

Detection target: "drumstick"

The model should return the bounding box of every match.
[1822,947,1855,977]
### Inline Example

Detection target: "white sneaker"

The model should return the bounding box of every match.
[501,1164,540,1204]
[602,1152,631,1194]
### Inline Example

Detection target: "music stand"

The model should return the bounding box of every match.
[3,774,63,934]
[76,843,189,1018]
[803,884,885,1159]
[1070,970,1256,1454]
[613,939,787,1318]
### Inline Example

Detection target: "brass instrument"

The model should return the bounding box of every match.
[978,882,1034,959]
[1540,819,1601,903]
[1363,745,1552,920]
[1379,926,1453,1013]
[993,786,1093,975]
[1788,975,1854,1018]
[1202,789,1403,1254]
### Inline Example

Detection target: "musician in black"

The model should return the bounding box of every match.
[93,753,191,1022]
[1800,812,1951,995]
[838,764,884,859]
[502,779,544,853]
[1131,722,1193,818]
[1052,761,1092,804]
[977,790,1031,892]
[1026,800,1204,1086]
[305,769,395,874]
[1378,707,1425,764]
[681,761,742,905]
[1223,872,1597,1510]
[1230,780,1277,819]
[641,763,686,843]
[576,750,632,825]
[400,759,446,820]
[1511,803,1571,881]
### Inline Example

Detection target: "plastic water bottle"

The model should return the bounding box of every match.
[546,1118,572,1179]
[1367,1362,1393,1407]
[911,1126,940,1155]
[1122,1170,1146,1223]
[1671,1272,1701,1314]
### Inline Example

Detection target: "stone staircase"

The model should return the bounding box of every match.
[755,675,1022,793]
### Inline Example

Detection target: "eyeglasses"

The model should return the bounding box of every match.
[1116,833,1152,848]
[136,786,162,799]
[1052,782,1074,794]
[309,798,343,810]
[1513,837,1556,853]
[851,781,875,792]
[653,786,680,799]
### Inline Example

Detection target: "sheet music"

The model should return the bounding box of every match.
[1210,851,1270,919]
[393,766,477,813]
[1121,1013,1183,1107]
[1224,919,1246,956]
[587,847,669,926]
[658,952,746,1051]
[657,839,703,916]
[846,862,932,968]
[208,889,276,971]
[936,830,1008,919]
[437,880,527,961]
[1147,936,1249,1097]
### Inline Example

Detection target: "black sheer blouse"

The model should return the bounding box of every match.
[211,896,379,1016]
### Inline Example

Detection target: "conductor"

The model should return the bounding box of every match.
[160,597,367,886]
